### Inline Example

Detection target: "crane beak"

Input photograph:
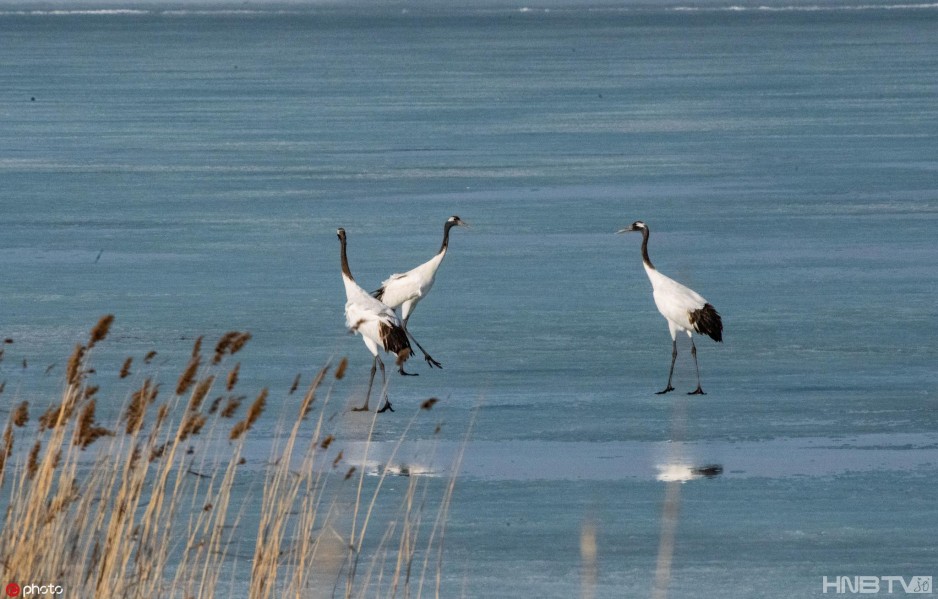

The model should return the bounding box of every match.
[458,219,471,229]
[616,226,634,234]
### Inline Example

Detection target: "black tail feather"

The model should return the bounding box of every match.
[371,286,385,301]
[690,303,723,342]
[379,322,412,365]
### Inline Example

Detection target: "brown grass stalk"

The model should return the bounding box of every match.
[120,357,133,379]
[247,366,330,599]
[0,329,464,599]
[12,401,29,427]
[229,388,266,440]
[226,362,240,391]
[189,375,215,413]
[88,314,115,348]
[176,355,201,396]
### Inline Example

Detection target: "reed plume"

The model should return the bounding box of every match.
[189,375,215,412]
[228,332,251,355]
[220,396,243,418]
[38,403,62,431]
[178,412,207,442]
[120,357,132,379]
[66,343,86,386]
[154,402,169,431]
[12,401,29,427]
[208,396,223,415]
[75,399,114,449]
[335,356,348,380]
[26,440,41,480]
[125,378,158,435]
[191,335,203,357]
[176,355,200,396]
[88,314,115,348]
[226,362,240,391]
[150,442,166,462]
[300,366,328,419]
[229,388,267,440]
[212,331,252,364]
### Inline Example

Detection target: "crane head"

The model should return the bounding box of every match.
[617,220,647,234]
[447,215,470,228]
[336,228,346,241]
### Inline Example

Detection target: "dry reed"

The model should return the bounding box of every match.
[219,395,243,419]
[226,362,240,391]
[0,320,464,599]
[120,357,133,379]
[229,388,267,440]
[189,376,215,412]
[88,314,115,348]
[12,401,29,427]
[334,357,348,380]
[176,355,201,396]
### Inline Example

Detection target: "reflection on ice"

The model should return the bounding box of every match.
[655,463,724,482]
[656,464,696,483]
[367,462,438,477]
[227,433,938,482]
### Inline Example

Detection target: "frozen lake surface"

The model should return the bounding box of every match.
[1,2,937,596]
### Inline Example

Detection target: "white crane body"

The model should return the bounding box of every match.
[619,221,722,395]
[644,264,713,340]
[375,249,446,323]
[372,216,468,372]
[337,228,411,412]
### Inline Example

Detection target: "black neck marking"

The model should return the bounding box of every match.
[339,232,353,279]
[640,226,654,269]
[440,221,456,254]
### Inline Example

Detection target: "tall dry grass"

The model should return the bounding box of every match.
[0,316,461,598]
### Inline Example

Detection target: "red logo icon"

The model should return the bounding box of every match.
[5,583,20,597]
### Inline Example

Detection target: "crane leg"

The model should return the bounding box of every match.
[398,348,419,377]
[656,339,677,395]
[352,356,378,411]
[409,328,442,369]
[376,356,394,413]
[398,326,442,374]
[397,316,419,375]
[688,339,706,395]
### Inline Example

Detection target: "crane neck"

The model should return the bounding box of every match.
[640,226,654,270]
[339,235,353,280]
[439,221,456,255]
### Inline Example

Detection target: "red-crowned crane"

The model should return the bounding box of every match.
[618,221,723,395]
[372,215,468,375]
[337,228,412,412]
